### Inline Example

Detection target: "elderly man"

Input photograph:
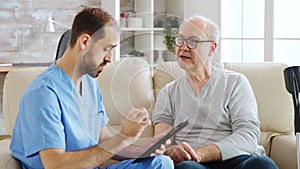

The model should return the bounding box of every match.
[153,15,278,169]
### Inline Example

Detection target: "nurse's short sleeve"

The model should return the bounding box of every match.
[21,88,65,157]
[98,91,109,127]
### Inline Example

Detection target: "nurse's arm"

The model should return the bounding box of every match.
[100,124,168,161]
[39,131,135,169]
[40,108,150,168]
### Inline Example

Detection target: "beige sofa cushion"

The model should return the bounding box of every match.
[269,135,297,169]
[224,63,294,154]
[3,67,47,136]
[223,62,293,134]
[0,138,21,169]
[2,67,46,169]
[153,61,184,98]
[97,58,155,139]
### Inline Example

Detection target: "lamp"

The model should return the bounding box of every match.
[284,66,300,134]
[45,17,69,32]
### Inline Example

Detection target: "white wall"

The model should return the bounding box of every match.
[185,0,220,27]
[0,0,101,64]
[0,0,220,64]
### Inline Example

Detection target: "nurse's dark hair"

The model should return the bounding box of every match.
[69,6,114,48]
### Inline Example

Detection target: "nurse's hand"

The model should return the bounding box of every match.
[120,107,151,140]
[140,135,171,156]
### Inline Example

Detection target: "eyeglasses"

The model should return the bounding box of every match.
[174,37,214,49]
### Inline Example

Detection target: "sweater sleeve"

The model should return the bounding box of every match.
[214,74,262,160]
[152,85,174,125]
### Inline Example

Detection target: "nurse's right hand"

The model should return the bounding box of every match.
[119,107,151,140]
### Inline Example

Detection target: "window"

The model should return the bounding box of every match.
[273,0,300,65]
[221,0,300,65]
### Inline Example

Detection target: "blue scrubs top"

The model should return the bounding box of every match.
[10,64,109,169]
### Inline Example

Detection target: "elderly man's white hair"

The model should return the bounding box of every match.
[186,15,222,65]
[188,15,220,43]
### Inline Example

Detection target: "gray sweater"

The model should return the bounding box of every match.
[152,67,265,160]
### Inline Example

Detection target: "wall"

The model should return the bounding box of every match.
[0,0,101,64]
[185,0,220,26]
[185,0,221,62]
[0,0,102,135]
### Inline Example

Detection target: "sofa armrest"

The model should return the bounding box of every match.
[0,138,21,169]
[270,135,297,169]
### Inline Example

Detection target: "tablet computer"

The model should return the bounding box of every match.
[132,119,189,164]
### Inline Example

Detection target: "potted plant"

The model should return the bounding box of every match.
[163,16,181,54]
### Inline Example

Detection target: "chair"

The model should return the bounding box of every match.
[284,66,300,134]
[284,66,300,169]
[55,29,71,61]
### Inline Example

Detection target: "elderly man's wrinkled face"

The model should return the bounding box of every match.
[80,23,119,78]
[176,20,214,71]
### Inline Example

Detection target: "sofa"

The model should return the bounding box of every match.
[0,58,297,169]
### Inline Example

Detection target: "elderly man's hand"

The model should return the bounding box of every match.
[165,142,201,165]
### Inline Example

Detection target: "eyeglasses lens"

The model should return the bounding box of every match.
[174,38,197,49]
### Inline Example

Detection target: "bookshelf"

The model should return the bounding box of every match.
[101,0,188,68]
[101,0,221,68]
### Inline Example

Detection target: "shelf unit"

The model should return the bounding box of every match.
[102,0,217,67]
[101,0,220,66]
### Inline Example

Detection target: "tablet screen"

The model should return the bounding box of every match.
[132,119,189,164]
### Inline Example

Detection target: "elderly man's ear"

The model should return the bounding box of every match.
[209,42,217,56]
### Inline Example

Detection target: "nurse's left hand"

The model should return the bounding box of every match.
[140,134,171,156]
